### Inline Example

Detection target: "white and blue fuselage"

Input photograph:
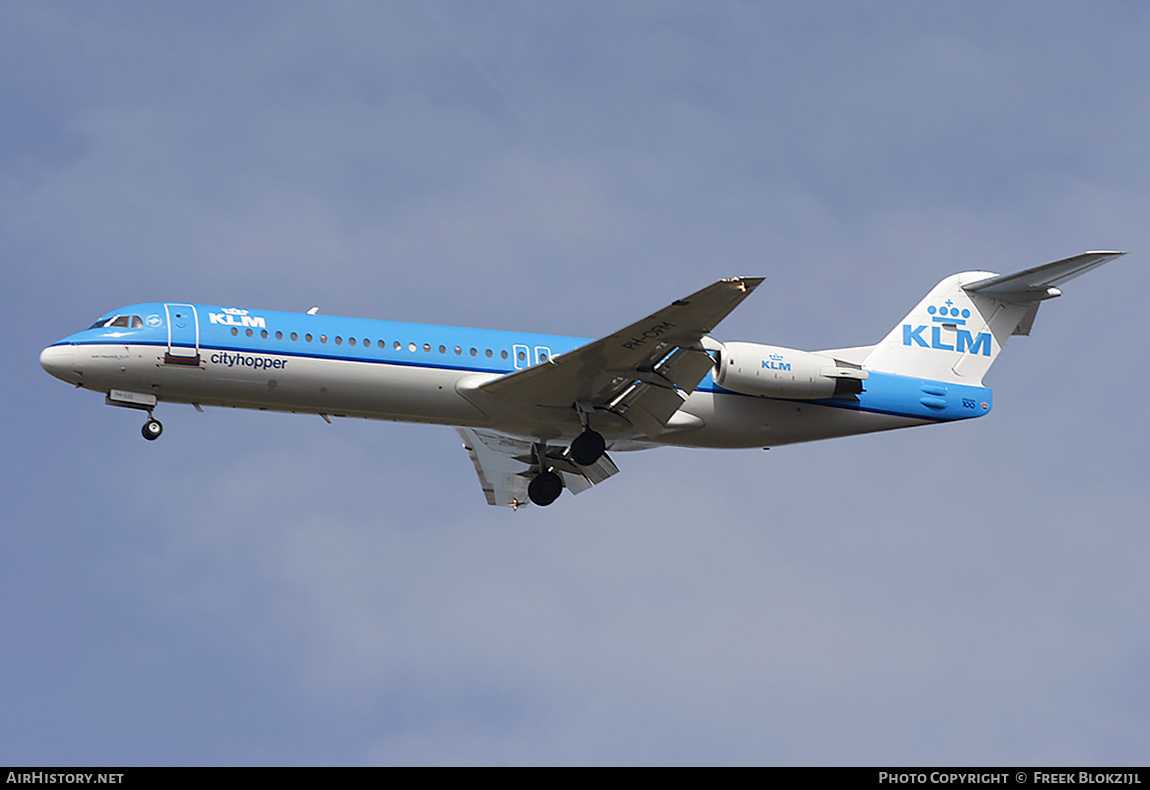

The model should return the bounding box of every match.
[41,301,989,451]
[42,254,1119,507]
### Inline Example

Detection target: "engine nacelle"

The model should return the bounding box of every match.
[713,342,868,399]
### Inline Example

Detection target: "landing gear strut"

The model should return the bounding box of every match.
[570,401,606,467]
[528,470,563,507]
[142,416,163,441]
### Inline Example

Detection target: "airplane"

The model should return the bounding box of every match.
[40,251,1123,508]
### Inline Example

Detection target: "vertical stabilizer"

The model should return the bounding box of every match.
[863,252,1124,385]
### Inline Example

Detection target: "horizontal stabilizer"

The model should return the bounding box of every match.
[963,251,1125,302]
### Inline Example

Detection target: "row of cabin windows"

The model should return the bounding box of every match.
[85,315,541,365]
[228,326,536,362]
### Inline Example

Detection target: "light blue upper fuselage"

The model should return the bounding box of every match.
[46,302,993,445]
[64,301,588,376]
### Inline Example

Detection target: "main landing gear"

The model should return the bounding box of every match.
[142,415,163,441]
[570,401,606,467]
[570,429,605,466]
[525,427,608,507]
[527,439,567,507]
[528,470,563,507]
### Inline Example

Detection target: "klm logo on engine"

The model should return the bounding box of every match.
[762,353,791,371]
[903,302,991,356]
[209,307,266,329]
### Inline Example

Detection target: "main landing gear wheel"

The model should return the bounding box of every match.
[528,470,563,507]
[570,429,606,466]
[142,418,163,441]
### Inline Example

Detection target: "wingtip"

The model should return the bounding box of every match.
[722,276,765,292]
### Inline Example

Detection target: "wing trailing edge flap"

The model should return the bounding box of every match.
[456,427,618,507]
[477,276,763,438]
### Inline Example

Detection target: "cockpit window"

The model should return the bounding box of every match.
[87,315,144,330]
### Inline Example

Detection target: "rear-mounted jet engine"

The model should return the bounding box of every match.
[712,342,868,399]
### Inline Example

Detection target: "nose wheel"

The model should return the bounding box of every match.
[142,417,163,441]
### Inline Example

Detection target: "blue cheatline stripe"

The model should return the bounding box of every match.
[703,369,992,423]
[65,338,515,376]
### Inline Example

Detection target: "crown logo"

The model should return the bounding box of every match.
[769,353,784,361]
[927,300,969,325]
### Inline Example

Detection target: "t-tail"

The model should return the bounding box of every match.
[863,251,1125,385]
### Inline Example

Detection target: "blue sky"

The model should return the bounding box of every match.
[3,1,1148,765]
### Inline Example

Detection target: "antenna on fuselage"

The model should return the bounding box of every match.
[306,306,319,315]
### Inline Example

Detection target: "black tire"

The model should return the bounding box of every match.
[528,470,563,506]
[570,429,606,466]
[142,418,163,441]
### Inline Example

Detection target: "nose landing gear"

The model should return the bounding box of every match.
[142,416,163,441]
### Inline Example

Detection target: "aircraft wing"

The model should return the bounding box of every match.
[964,251,1125,301]
[479,276,763,438]
[456,427,619,507]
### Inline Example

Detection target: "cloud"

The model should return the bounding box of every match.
[5,0,1150,765]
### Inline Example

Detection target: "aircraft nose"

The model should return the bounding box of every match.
[40,344,77,383]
